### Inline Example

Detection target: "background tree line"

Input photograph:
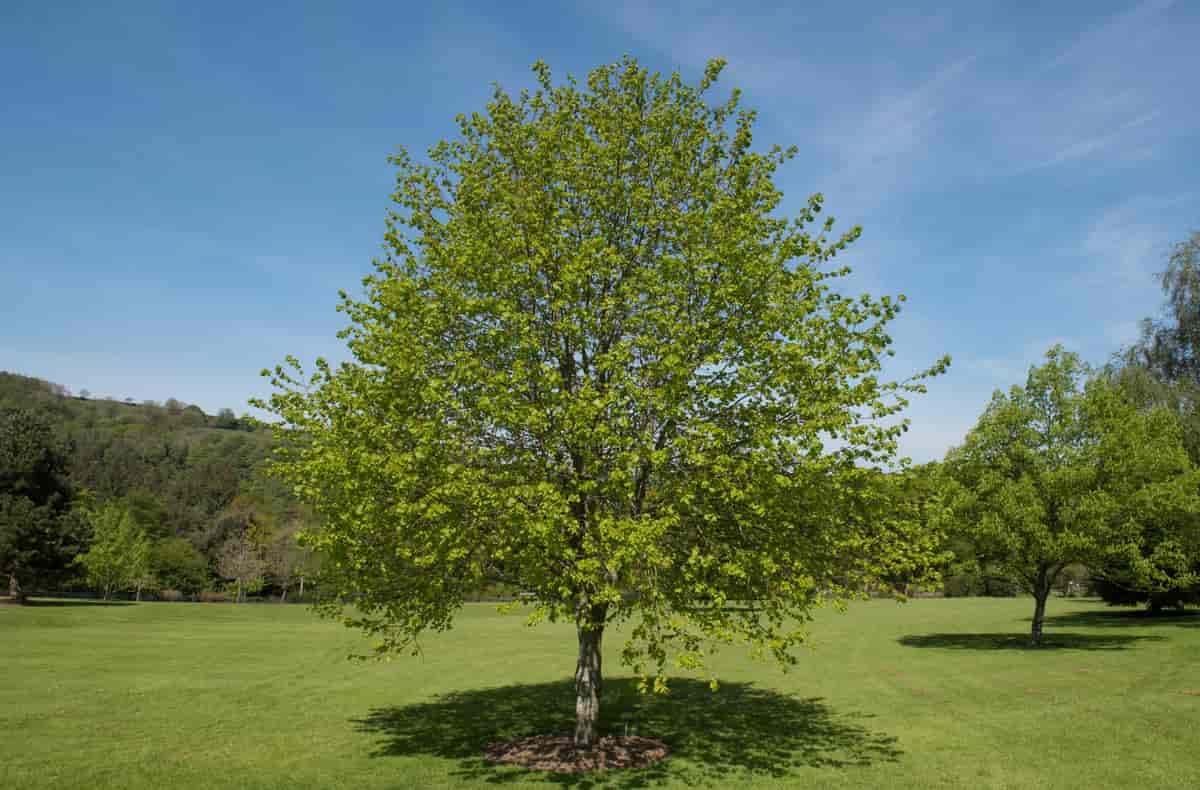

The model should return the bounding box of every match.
[0,373,319,603]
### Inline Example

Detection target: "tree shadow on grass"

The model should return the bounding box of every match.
[20,599,134,607]
[898,632,1164,650]
[353,678,901,788]
[1045,609,1200,629]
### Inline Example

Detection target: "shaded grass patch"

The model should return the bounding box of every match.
[1045,608,1200,628]
[355,678,900,787]
[897,632,1162,650]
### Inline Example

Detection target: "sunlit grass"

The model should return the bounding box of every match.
[1,596,1198,788]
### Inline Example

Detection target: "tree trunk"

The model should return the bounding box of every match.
[297,576,304,599]
[136,582,143,602]
[280,584,287,604]
[7,574,26,605]
[1031,590,1049,646]
[236,578,243,604]
[574,623,604,749]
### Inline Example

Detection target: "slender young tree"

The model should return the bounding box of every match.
[264,522,306,602]
[77,501,151,601]
[946,347,1200,644]
[258,56,946,747]
[216,526,266,604]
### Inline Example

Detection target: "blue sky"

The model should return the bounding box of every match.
[2,0,1197,462]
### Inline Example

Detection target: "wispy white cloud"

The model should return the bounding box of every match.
[1073,194,1192,290]
[599,0,1197,194]
[815,54,978,211]
[1025,111,1162,172]
[979,0,1195,177]
[1041,0,1177,73]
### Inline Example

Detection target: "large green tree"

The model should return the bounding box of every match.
[258,56,945,747]
[0,407,80,603]
[946,347,1200,644]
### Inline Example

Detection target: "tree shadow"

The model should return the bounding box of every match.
[897,632,1163,650]
[18,598,135,607]
[353,678,901,787]
[1045,609,1200,629]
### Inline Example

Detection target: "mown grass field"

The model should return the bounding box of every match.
[2,596,1198,789]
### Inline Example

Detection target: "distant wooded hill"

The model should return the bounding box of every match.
[0,371,313,597]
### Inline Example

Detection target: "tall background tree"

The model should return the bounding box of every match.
[0,407,81,603]
[259,56,946,747]
[946,347,1200,644]
[1103,230,1200,609]
[1125,231,1200,384]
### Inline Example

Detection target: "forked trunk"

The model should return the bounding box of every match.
[574,623,604,749]
[1031,591,1048,646]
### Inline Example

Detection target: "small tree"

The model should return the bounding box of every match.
[258,57,945,746]
[129,537,154,601]
[216,527,266,603]
[76,501,151,600]
[264,523,306,602]
[947,347,1200,644]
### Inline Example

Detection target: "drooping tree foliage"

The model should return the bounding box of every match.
[946,347,1200,644]
[258,56,946,746]
[1125,232,1200,384]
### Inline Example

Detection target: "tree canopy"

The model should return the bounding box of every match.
[259,56,946,746]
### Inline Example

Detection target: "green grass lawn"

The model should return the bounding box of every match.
[2,596,1198,789]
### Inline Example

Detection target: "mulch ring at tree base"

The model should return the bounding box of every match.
[483,734,669,772]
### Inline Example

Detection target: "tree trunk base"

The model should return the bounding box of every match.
[574,623,603,748]
[5,575,26,605]
[1030,590,1049,647]
[484,734,668,772]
